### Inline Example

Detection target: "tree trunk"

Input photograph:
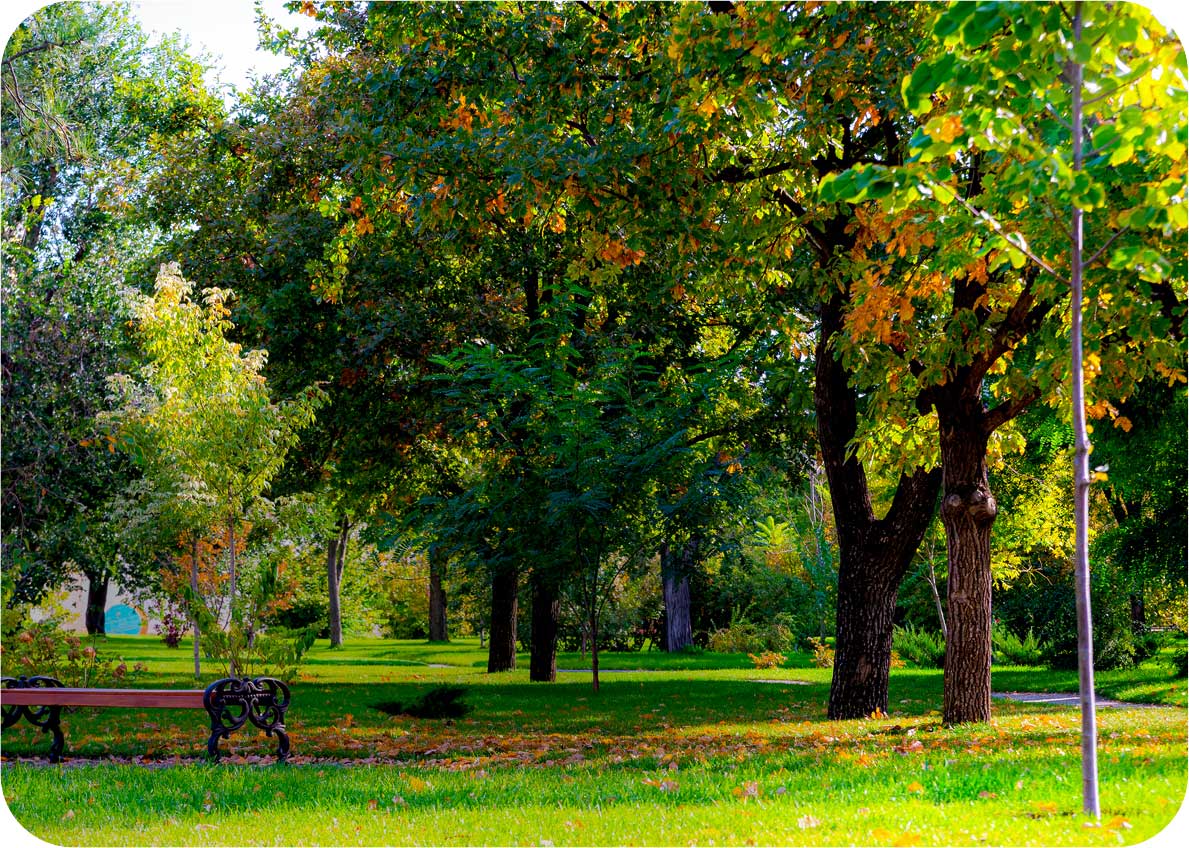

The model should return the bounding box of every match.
[926,553,948,642]
[660,538,696,653]
[589,595,600,694]
[529,570,560,681]
[226,513,238,623]
[84,573,110,636]
[428,544,449,642]
[326,529,343,648]
[829,560,901,718]
[487,564,518,672]
[1068,13,1100,813]
[937,407,996,725]
[816,289,942,720]
[191,535,202,679]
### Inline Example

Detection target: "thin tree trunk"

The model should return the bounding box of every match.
[529,570,560,682]
[925,540,948,642]
[487,565,518,672]
[428,544,449,642]
[191,535,202,679]
[326,529,343,648]
[937,411,996,725]
[1069,4,1100,815]
[84,573,110,636]
[589,595,600,694]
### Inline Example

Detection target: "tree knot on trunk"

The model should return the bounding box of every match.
[941,488,998,526]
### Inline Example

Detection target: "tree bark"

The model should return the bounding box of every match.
[326,526,343,648]
[937,397,996,725]
[816,289,942,720]
[589,593,600,694]
[529,570,560,681]
[660,539,695,653]
[428,544,449,642]
[190,535,202,679]
[487,564,518,672]
[84,572,109,636]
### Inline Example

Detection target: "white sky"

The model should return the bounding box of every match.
[1,0,317,98]
[129,0,316,95]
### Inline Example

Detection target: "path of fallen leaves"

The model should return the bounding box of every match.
[4,696,1176,774]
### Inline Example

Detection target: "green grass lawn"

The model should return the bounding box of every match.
[3,636,1186,845]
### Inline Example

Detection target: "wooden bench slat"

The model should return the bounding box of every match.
[1,689,206,709]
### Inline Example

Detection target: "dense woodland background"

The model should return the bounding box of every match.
[3,1,1185,726]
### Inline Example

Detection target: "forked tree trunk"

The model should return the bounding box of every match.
[529,571,560,682]
[487,565,518,672]
[937,406,996,725]
[660,539,695,653]
[428,544,449,642]
[817,290,942,720]
[84,573,110,636]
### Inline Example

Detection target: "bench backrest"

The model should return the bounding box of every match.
[0,688,206,709]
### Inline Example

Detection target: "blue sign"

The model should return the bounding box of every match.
[105,604,142,635]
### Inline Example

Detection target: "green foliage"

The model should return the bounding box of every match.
[1,614,145,688]
[807,637,834,669]
[991,622,1047,667]
[1168,645,1188,679]
[707,620,793,656]
[892,623,946,669]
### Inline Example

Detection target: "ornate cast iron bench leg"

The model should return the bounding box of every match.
[203,677,291,762]
[2,676,66,763]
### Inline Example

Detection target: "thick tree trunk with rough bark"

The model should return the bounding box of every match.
[428,545,449,642]
[84,573,110,636]
[817,290,942,720]
[660,539,695,653]
[529,571,560,681]
[487,565,518,672]
[830,561,901,717]
[937,401,996,725]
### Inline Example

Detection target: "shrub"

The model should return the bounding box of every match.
[156,604,188,649]
[892,623,946,669]
[0,617,145,687]
[807,636,834,668]
[748,651,786,669]
[1169,645,1188,678]
[707,621,793,655]
[992,621,1047,666]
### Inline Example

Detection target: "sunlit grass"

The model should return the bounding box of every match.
[3,635,1185,845]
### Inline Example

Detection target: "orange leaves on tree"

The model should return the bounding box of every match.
[598,238,645,268]
[485,190,509,217]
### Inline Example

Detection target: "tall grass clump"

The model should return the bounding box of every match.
[992,621,1047,666]
[892,623,945,668]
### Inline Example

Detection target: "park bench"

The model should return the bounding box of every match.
[1,675,291,763]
